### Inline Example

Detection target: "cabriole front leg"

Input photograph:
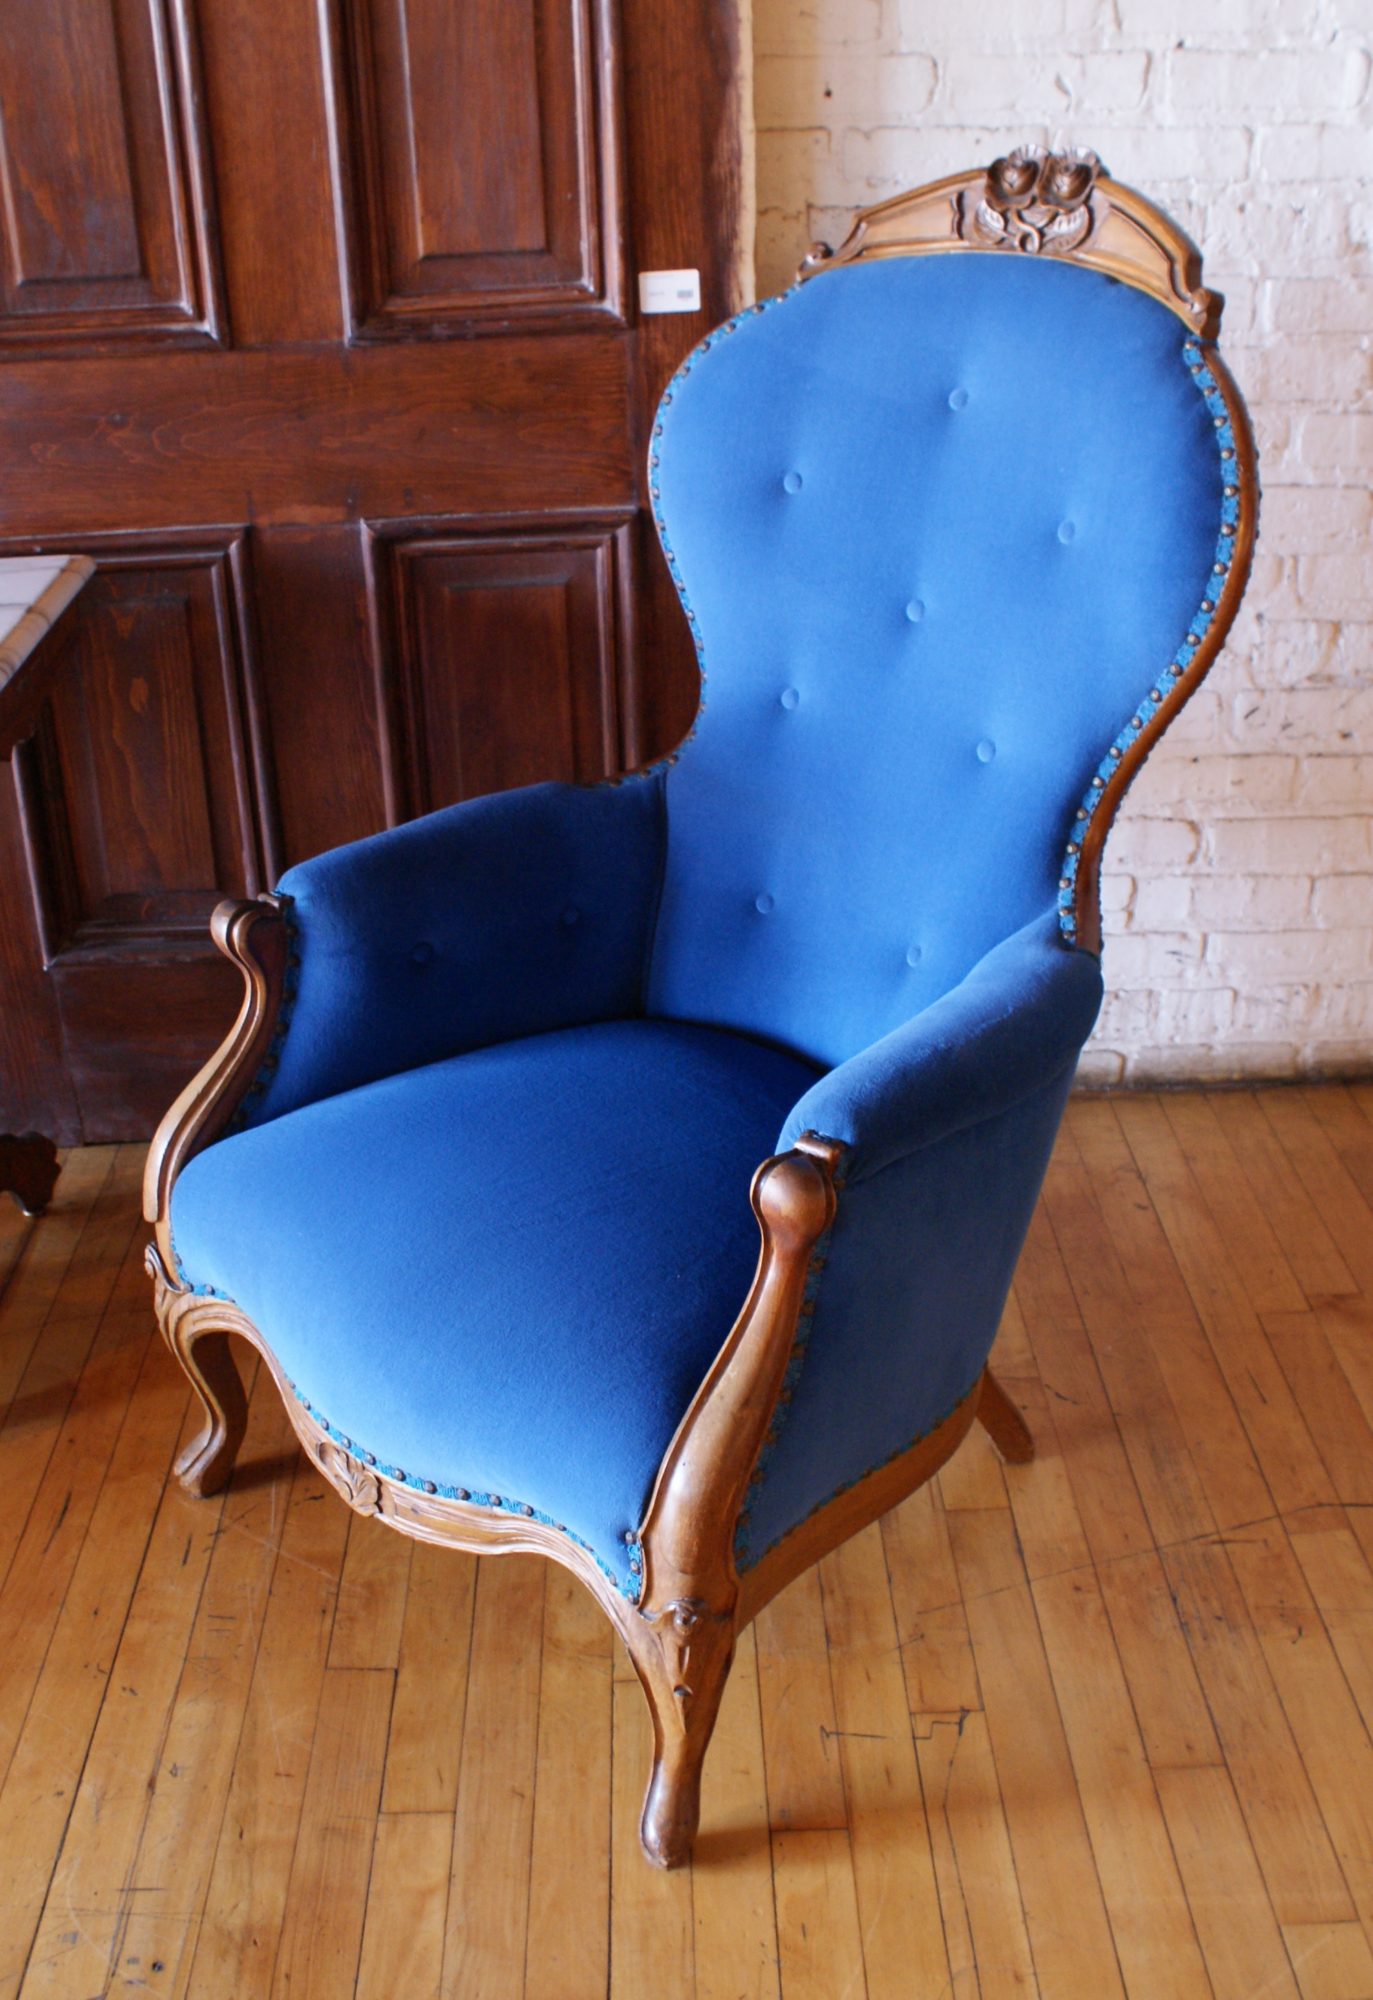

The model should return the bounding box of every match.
[627,1595,737,1868]
[631,1137,841,1866]
[147,1245,249,1497]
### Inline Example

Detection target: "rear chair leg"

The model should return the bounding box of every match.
[978,1367,1035,1464]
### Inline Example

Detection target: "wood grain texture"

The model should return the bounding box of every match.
[367,514,637,821]
[8,1086,1373,1989]
[327,0,624,337]
[0,0,223,353]
[0,0,745,1142]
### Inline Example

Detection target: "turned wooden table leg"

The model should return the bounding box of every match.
[0,1133,60,1216]
[978,1367,1035,1463]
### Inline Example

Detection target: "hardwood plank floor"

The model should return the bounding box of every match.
[3,1084,1373,1998]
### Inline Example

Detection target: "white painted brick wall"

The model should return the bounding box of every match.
[752,0,1373,1081]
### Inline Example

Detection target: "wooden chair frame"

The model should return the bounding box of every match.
[145,149,1257,1868]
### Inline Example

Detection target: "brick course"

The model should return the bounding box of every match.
[752,0,1372,1079]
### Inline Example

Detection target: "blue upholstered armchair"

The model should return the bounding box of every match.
[145,150,1256,1868]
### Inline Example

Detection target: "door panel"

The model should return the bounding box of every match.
[374,519,634,813]
[16,533,271,958]
[0,0,223,351]
[0,0,746,1141]
[331,0,621,334]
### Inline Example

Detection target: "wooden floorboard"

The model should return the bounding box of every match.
[3,1085,1373,1998]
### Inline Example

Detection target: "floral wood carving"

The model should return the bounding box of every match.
[961,146,1103,257]
[640,1595,732,1730]
[315,1436,382,1516]
[795,148,1220,339]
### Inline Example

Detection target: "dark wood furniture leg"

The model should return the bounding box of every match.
[0,1133,60,1216]
[978,1367,1035,1463]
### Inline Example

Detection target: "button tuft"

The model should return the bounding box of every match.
[754,892,775,915]
[782,470,803,494]
[976,739,996,764]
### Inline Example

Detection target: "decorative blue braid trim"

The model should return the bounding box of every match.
[291,1387,643,1602]
[1057,337,1248,945]
[167,1225,232,1298]
[737,1368,986,1574]
[225,893,302,1135]
[732,1138,847,1571]
[178,1271,233,1300]
[644,288,804,776]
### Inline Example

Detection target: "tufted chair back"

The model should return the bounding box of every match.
[644,238,1248,1070]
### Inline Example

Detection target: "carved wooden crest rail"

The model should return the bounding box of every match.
[799,147,1221,339]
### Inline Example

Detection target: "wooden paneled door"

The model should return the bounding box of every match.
[0,0,747,1141]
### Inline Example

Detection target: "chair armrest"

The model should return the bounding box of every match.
[777,908,1103,1181]
[250,775,667,1124]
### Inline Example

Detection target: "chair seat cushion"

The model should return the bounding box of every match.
[171,1018,820,1595]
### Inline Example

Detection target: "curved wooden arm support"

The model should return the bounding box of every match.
[142,894,289,1270]
[147,1244,252,1498]
[629,1136,841,1865]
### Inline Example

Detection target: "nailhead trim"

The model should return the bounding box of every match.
[1056,338,1249,945]
[289,1386,642,1601]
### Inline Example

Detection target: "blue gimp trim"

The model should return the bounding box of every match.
[1057,336,1247,944]
[292,1388,643,1603]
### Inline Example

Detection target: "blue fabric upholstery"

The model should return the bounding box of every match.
[743,910,1101,1563]
[170,239,1243,1580]
[646,253,1222,1068]
[243,776,666,1128]
[173,1020,820,1595]
[779,909,1103,1176]
[742,1062,1078,1567]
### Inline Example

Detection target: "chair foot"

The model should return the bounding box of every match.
[640,1731,707,1870]
[631,1596,736,1868]
[978,1368,1035,1464]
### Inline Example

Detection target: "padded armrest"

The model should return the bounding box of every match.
[777,908,1103,1181]
[245,775,667,1125]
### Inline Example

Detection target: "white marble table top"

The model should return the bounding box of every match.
[0,554,95,701]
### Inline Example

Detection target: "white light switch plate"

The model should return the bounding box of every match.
[638,268,702,314]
